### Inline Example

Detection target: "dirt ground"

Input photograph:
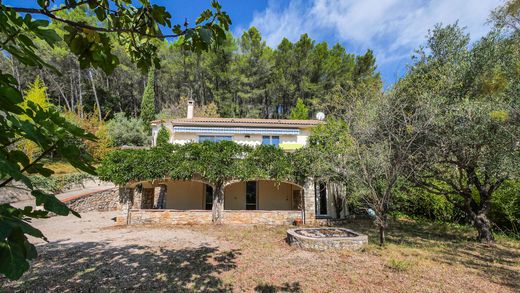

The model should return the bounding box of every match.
[1,212,519,292]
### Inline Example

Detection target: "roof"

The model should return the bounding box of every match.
[151,117,322,128]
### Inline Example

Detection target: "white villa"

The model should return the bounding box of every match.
[117,100,339,225]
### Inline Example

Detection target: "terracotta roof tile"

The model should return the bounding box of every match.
[151,117,322,128]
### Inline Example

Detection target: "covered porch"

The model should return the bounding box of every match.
[117,179,316,225]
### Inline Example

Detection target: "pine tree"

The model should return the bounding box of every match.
[140,68,156,131]
[289,98,309,120]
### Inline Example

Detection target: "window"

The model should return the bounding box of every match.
[261,136,280,147]
[205,185,213,210]
[198,136,232,143]
[245,181,257,210]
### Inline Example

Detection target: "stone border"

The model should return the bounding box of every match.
[123,209,302,225]
[286,227,368,251]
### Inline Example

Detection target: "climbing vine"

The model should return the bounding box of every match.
[98,142,301,186]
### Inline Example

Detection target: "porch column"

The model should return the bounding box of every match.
[118,187,134,225]
[155,184,167,209]
[302,178,315,225]
[132,187,142,209]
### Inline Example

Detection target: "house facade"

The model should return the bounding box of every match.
[117,100,341,225]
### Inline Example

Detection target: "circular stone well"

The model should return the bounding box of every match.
[287,227,368,251]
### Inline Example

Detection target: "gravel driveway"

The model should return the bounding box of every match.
[1,211,237,292]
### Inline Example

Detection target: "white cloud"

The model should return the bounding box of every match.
[247,1,314,47]
[248,0,501,65]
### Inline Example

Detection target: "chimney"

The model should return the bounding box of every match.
[187,98,194,119]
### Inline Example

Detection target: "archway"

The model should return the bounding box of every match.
[224,180,303,211]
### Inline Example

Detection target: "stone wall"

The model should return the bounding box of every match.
[121,209,302,225]
[302,179,316,225]
[286,228,368,251]
[64,187,119,213]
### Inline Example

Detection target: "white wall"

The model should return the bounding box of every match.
[151,123,313,147]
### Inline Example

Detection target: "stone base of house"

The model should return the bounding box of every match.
[117,209,302,225]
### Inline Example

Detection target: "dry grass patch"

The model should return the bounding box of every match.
[190,219,520,292]
[1,215,519,292]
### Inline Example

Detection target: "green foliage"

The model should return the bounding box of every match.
[18,76,52,160]
[140,68,156,130]
[156,126,170,147]
[0,0,232,280]
[29,173,95,194]
[244,145,294,182]
[157,96,221,120]
[393,182,463,222]
[62,108,112,161]
[0,92,96,279]
[0,18,382,121]
[98,141,299,186]
[169,141,251,184]
[490,180,520,237]
[385,258,412,272]
[97,144,179,185]
[106,113,149,147]
[305,118,354,182]
[289,98,309,120]
[21,76,50,115]
[398,22,520,241]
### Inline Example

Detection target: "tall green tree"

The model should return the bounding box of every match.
[234,27,272,118]
[140,68,156,130]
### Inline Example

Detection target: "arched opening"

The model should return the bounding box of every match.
[125,179,303,212]
[125,179,214,210]
[224,180,302,211]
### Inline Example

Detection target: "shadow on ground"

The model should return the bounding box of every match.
[255,282,302,292]
[339,218,520,290]
[1,241,240,292]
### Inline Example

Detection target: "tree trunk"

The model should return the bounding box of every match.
[88,70,102,121]
[212,183,224,224]
[329,182,344,219]
[473,212,495,243]
[462,186,495,243]
[379,226,385,246]
[77,65,83,118]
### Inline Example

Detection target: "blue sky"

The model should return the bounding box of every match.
[162,0,502,86]
[9,0,503,86]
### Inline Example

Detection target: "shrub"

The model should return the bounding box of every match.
[490,180,520,237]
[107,112,149,147]
[392,180,465,223]
[63,107,112,161]
[156,126,170,147]
[385,258,412,272]
[29,173,95,194]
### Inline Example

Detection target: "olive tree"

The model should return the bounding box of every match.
[349,92,433,246]
[400,24,520,242]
